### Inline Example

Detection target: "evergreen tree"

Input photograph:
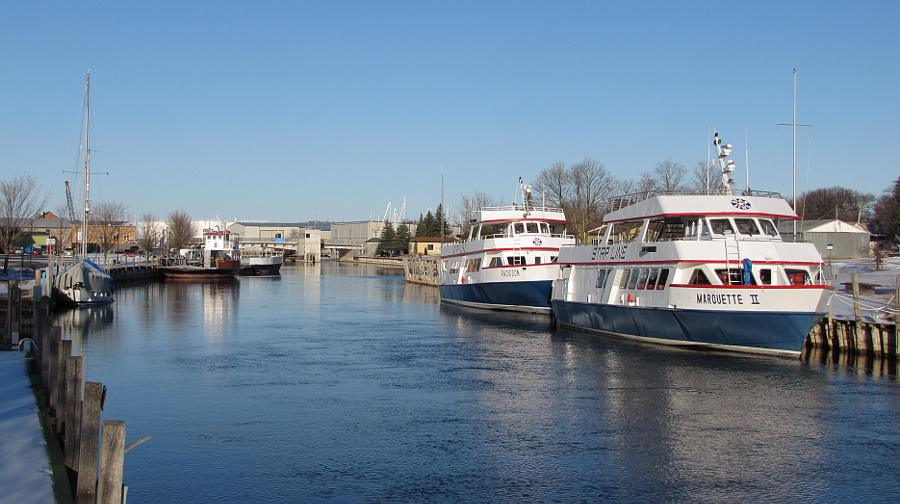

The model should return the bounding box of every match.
[418,211,436,236]
[375,220,396,256]
[394,223,411,255]
[434,204,450,237]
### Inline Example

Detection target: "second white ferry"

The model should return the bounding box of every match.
[439,182,575,313]
[550,133,830,356]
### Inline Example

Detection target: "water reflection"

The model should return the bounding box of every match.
[63,265,900,503]
[58,304,114,348]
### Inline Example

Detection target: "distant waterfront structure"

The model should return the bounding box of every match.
[328,220,418,260]
[227,221,323,263]
[778,219,871,259]
[408,236,453,256]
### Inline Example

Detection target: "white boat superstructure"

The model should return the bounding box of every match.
[551,133,830,356]
[440,182,575,313]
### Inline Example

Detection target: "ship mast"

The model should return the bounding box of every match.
[81,71,92,258]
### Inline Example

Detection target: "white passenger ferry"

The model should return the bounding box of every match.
[440,182,575,313]
[551,134,830,356]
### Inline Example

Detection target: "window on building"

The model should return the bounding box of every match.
[427,244,434,250]
[306,233,311,238]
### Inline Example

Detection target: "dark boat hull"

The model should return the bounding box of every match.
[239,263,283,276]
[440,280,553,313]
[160,265,239,281]
[551,299,819,356]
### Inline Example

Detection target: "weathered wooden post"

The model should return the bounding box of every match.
[65,356,84,472]
[77,382,104,504]
[47,329,61,417]
[895,275,900,356]
[56,339,72,435]
[827,298,835,351]
[852,272,866,353]
[97,420,126,504]
[42,326,60,390]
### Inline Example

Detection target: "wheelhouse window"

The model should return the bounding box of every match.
[515,223,526,235]
[526,222,540,234]
[611,221,643,244]
[488,257,503,268]
[760,268,772,285]
[734,218,761,236]
[689,268,712,285]
[481,223,509,238]
[709,218,735,236]
[550,256,558,263]
[466,259,481,272]
[645,217,688,242]
[759,219,779,237]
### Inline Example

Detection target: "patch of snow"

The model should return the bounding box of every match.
[0,352,55,504]
[827,257,900,322]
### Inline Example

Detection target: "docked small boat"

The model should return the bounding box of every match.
[439,181,576,313]
[54,72,114,307]
[240,253,283,276]
[550,133,830,357]
[54,259,115,306]
[161,228,241,280]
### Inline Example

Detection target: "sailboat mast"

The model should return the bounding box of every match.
[792,67,797,240]
[81,71,92,258]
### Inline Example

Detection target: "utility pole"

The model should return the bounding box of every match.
[778,67,812,241]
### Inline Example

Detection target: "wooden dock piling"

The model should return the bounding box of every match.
[98,420,126,504]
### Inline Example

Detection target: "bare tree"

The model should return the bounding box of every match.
[0,175,48,271]
[93,201,128,264]
[166,210,194,253]
[457,192,498,236]
[690,161,711,194]
[534,162,568,208]
[137,213,160,255]
[534,159,615,243]
[796,187,876,222]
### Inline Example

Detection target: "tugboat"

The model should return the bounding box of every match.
[550,132,830,356]
[240,252,283,276]
[161,228,241,280]
[439,180,575,313]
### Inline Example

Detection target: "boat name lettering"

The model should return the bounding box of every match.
[593,245,628,261]
[500,269,521,277]
[696,293,745,305]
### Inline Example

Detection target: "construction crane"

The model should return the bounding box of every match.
[64,180,77,222]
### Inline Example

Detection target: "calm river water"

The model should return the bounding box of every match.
[59,263,900,503]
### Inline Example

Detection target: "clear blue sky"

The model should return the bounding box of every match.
[1,1,897,222]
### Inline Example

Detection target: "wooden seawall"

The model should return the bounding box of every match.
[402,256,440,286]
[3,296,139,503]
[805,273,899,356]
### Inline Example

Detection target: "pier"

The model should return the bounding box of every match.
[1,290,138,503]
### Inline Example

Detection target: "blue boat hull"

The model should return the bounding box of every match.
[551,300,819,354]
[440,280,552,312]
